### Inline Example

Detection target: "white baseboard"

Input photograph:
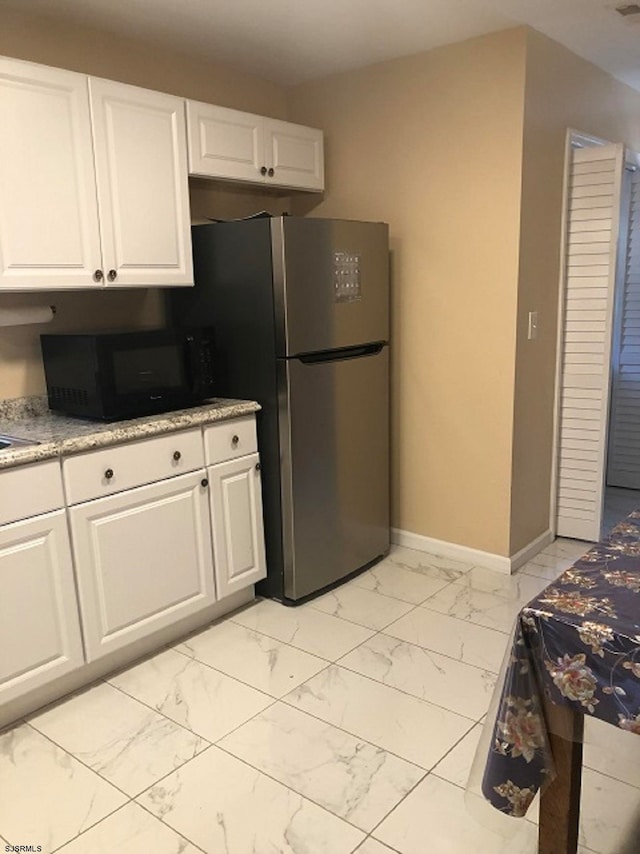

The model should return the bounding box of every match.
[509,529,554,572]
[390,527,553,575]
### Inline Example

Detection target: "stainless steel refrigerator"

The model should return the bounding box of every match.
[170,216,389,603]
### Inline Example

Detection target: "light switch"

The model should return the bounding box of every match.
[528,311,538,340]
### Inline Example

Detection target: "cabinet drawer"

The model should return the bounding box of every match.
[63,428,204,505]
[204,416,258,465]
[0,460,64,526]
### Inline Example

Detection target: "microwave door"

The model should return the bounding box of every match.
[100,334,194,418]
[111,343,186,395]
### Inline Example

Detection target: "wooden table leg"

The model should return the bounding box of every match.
[538,697,585,854]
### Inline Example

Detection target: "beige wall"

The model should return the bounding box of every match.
[6,10,640,557]
[288,29,527,555]
[509,30,640,553]
[0,7,289,400]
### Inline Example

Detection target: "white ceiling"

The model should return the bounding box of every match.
[5,0,640,89]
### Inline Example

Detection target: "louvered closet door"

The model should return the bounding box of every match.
[608,170,640,488]
[556,143,624,541]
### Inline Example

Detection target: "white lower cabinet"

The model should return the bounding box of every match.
[0,415,266,718]
[0,510,84,704]
[69,469,216,661]
[209,452,266,599]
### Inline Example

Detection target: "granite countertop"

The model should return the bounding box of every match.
[0,396,261,470]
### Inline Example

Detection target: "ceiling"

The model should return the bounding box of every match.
[4,0,640,89]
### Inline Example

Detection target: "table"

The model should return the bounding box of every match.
[481,512,640,853]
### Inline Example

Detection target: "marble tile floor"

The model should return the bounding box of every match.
[2,540,640,853]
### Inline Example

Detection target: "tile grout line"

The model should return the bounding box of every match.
[170,635,335,685]
[49,797,209,854]
[105,656,284,732]
[345,542,606,848]
[354,836,402,854]
[107,654,456,847]
[25,710,210,800]
[24,704,214,853]
[103,654,406,846]
[212,739,374,840]
[0,545,583,849]
[350,627,503,676]
[107,647,438,788]
[124,789,210,854]
[0,598,485,842]
[125,730,371,848]
[115,622,468,814]
[104,610,486,776]
[23,720,138,854]
[333,657,496,721]
[225,613,377,659]
[29,675,213,753]
[225,575,509,843]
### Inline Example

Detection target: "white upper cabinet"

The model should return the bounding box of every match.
[264,118,324,192]
[0,58,103,289]
[89,78,193,287]
[186,102,263,183]
[0,57,193,291]
[187,100,324,192]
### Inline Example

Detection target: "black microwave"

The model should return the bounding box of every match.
[40,328,217,421]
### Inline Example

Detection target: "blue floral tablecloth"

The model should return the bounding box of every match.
[482,512,640,818]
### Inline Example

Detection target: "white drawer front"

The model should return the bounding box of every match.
[204,416,258,465]
[0,460,64,526]
[63,428,204,505]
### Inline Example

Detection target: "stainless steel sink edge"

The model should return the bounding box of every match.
[0,434,41,451]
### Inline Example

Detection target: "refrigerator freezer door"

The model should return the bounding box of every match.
[279,345,390,601]
[272,218,389,357]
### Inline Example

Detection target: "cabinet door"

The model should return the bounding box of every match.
[186,101,264,183]
[89,78,193,287]
[0,58,102,290]
[264,119,324,191]
[69,471,215,661]
[209,453,266,598]
[0,510,84,704]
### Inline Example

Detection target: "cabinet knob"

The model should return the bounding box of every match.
[107,269,117,282]
[268,168,274,177]
[104,468,114,480]
[260,166,267,176]
[255,462,261,471]
[173,450,182,461]
[93,269,104,282]
[231,435,239,446]
[201,478,209,488]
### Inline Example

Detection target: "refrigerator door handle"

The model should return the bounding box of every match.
[297,342,386,364]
